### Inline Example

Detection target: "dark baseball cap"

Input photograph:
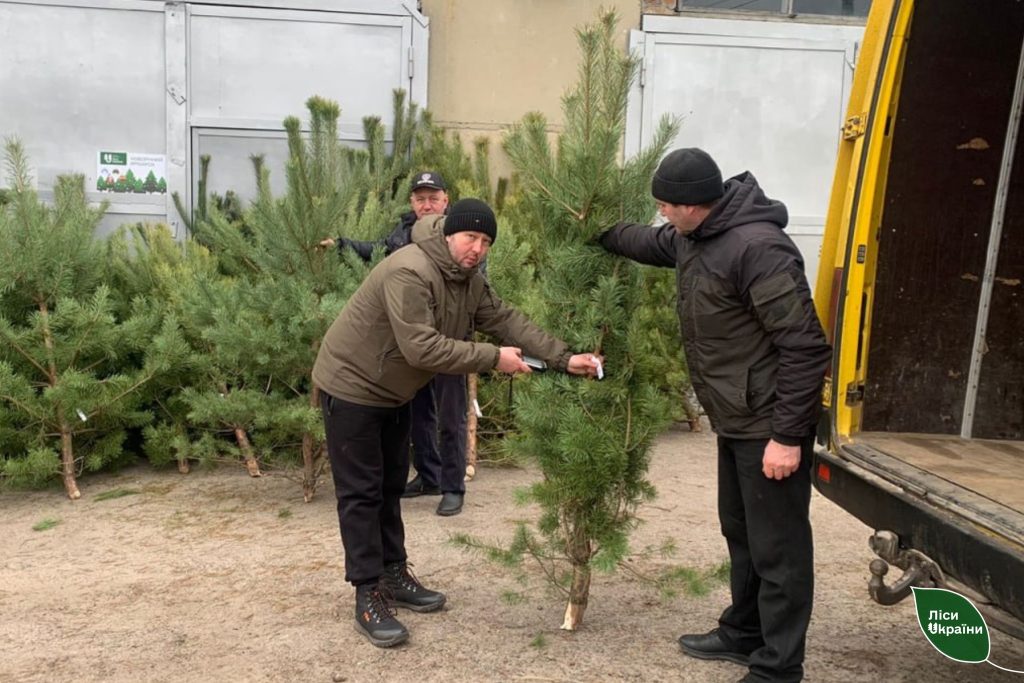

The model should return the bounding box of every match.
[409,171,446,192]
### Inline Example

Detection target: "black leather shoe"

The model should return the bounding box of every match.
[436,492,464,516]
[678,628,753,666]
[354,583,409,647]
[402,474,441,498]
[381,562,446,612]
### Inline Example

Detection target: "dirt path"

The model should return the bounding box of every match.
[2,426,1022,682]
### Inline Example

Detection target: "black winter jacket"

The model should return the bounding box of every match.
[600,172,831,443]
[338,211,417,261]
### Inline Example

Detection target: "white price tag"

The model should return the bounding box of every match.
[473,399,483,418]
[591,355,604,380]
[76,409,88,422]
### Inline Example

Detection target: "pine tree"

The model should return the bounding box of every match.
[0,139,187,498]
[105,224,230,475]
[494,11,683,629]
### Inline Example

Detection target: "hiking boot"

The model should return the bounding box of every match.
[354,583,409,647]
[436,492,464,516]
[678,628,754,666]
[402,474,441,498]
[381,562,446,613]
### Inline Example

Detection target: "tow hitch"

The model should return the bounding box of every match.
[867,530,945,605]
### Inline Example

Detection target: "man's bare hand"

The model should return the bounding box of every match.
[566,353,603,377]
[317,237,336,249]
[762,439,800,480]
[496,346,530,374]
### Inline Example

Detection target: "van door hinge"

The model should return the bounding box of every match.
[845,382,865,405]
[843,113,867,140]
[407,46,414,79]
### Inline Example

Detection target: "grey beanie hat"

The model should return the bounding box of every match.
[442,198,497,243]
[651,148,724,206]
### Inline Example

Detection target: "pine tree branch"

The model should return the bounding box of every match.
[525,175,583,222]
[0,326,51,379]
[66,308,107,370]
[0,392,48,422]
[525,544,571,598]
[86,371,155,421]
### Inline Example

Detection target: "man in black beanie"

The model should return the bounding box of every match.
[313,198,602,648]
[599,149,830,683]
[320,172,473,517]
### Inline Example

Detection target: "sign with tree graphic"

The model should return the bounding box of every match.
[912,587,1024,674]
[96,151,167,194]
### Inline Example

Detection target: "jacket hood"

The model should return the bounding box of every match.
[410,214,478,282]
[689,171,788,241]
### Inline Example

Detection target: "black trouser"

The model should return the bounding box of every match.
[409,373,468,494]
[321,392,411,586]
[716,435,814,683]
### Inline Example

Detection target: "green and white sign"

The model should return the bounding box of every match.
[912,587,1023,674]
[96,151,167,195]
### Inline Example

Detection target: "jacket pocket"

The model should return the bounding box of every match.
[377,344,401,377]
[699,371,749,420]
[745,358,777,414]
[750,271,803,332]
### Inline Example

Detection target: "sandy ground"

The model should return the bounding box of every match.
[2,424,1023,683]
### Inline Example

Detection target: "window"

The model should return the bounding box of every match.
[677,0,871,16]
[793,0,870,16]
[679,0,783,10]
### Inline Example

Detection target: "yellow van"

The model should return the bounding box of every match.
[813,0,1024,637]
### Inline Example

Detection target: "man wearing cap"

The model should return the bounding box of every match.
[598,149,830,683]
[321,171,472,517]
[313,198,602,648]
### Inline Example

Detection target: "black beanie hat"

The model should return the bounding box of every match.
[651,148,724,206]
[442,198,497,244]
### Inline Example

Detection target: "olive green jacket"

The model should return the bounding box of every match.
[313,215,572,406]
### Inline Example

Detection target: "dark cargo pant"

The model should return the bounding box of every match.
[321,391,411,585]
[409,373,468,494]
[716,435,815,683]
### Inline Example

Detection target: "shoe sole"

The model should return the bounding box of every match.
[401,490,442,498]
[392,597,446,613]
[353,622,409,648]
[678,643,750,666]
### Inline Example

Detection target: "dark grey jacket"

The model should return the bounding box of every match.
[600,172,831,443]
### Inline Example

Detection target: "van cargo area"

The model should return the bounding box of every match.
[813,0,1024,636]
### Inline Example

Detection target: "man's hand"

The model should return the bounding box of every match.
[762,439,801,480]
[317,237,336,249]
[496,346,530,374]
[566,353,603,377]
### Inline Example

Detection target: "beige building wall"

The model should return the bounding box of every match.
[420,0,641,182]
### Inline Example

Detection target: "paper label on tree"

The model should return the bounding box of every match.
[473,399,483,418]
[96,151,168,195]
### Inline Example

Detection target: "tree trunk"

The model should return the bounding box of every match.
[177,457,190,474]
[234,427,261,477]
[465,373,478,481]
[301,384,321,502]
[682,392,702,432]
[59,420,81,500]
[38,300,80,499]
[560,562,592,631]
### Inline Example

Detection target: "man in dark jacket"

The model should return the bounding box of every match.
[313,198,602,648]
[321,171,471,517]
[599,148,831,683]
